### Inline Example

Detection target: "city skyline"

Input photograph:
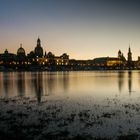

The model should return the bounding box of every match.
[0,38,137,61]
[0,0,140,60]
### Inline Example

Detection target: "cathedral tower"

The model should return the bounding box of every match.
[118,50,122,59]
[34,38,43,57]
[128,46,132,62]
[127,45,132,68]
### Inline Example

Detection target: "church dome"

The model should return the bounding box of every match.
[34,38,43,57]
[34,46,43,57]
[17,44,25,55]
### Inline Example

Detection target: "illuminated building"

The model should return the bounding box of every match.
[92,57,123,67]
[45,52,55,65]
[17,44,27,65]
[106,58,123,67]
[118,50,126,61]
[17,44,26,56]
[55,53,69,65]
[92,50,127,69]
[0,38,139,71]
[0,49,16,66]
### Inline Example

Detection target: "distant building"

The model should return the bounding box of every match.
[45,52,55,65]
[127,46,133,69]
[93,54,126,68]
[34,38,43,57]
[17,44,26,56]
[136,57,140,69]
[68,50,127,70]
[45,52,69,66]
[0,49,16,66]
[118,50,126,61]
[56,53,69,65]
[17,44,27,65]
[118,50,122,59]
[128,46,132,62]
[2,38,139,71]
[26,38,70,67]
[93,57,123,67]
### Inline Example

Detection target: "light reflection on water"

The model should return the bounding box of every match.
[0,71,140,100]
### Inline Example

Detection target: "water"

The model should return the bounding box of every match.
[1,70,140,139]
[0,70,140,100]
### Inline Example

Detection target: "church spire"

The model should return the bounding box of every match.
[37,37,41,46]
[128,44,131,53]
[118,49,122,59]
[20,43,22,48]
[127,44,132,69]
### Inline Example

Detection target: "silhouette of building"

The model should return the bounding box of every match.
[17,44,26,56]
[60,53,69,65]
[34,38,43,58]
[45,52,55,65]
[118,50,126,62]
[128,46,132,62]
[127,46,133,69]
[1,38,140,71]
[118,50,122,59]
[55,53,69,66]
[136,57,140,69]
[92,56,126,68]
[17,44,27,65]
[0,49,16,66]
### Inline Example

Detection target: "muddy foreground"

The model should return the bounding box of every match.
[0,96,140,140]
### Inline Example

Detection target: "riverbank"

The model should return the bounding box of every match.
[0,96,140,140]
[0,65,139,72]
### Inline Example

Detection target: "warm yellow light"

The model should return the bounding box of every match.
[107,60,123,66]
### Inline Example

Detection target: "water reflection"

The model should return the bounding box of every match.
[2,72,16,97]
[45,72,69,95]
[128,71,132,95]
[118,71,124,93]
[17,72,25,97]
[117,71,133,95]
[32,72,43,103]
[0,73,2,94]
[0,71,139,100]
[3,73,10,97]
[62,72,69,92]
[47,73,55,95]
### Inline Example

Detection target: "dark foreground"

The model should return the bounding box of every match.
[0,96,140,140]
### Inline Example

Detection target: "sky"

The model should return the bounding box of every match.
[0,0,140,60]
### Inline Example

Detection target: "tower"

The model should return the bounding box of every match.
[37,38,41,46]
[34,38,43,57]
[128,46,132,62]
[127,45,132,68]
[118,50,122,59]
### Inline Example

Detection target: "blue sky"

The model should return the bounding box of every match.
[0,0,140,59]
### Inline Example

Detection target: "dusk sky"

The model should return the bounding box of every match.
[0,0,140,60]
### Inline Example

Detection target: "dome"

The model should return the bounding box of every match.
[34,46,43,57]
[17,44,25,55]
[34,38,43,57]
[4,49,8,54]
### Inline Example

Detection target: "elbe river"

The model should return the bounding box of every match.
[0,71,140,101]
